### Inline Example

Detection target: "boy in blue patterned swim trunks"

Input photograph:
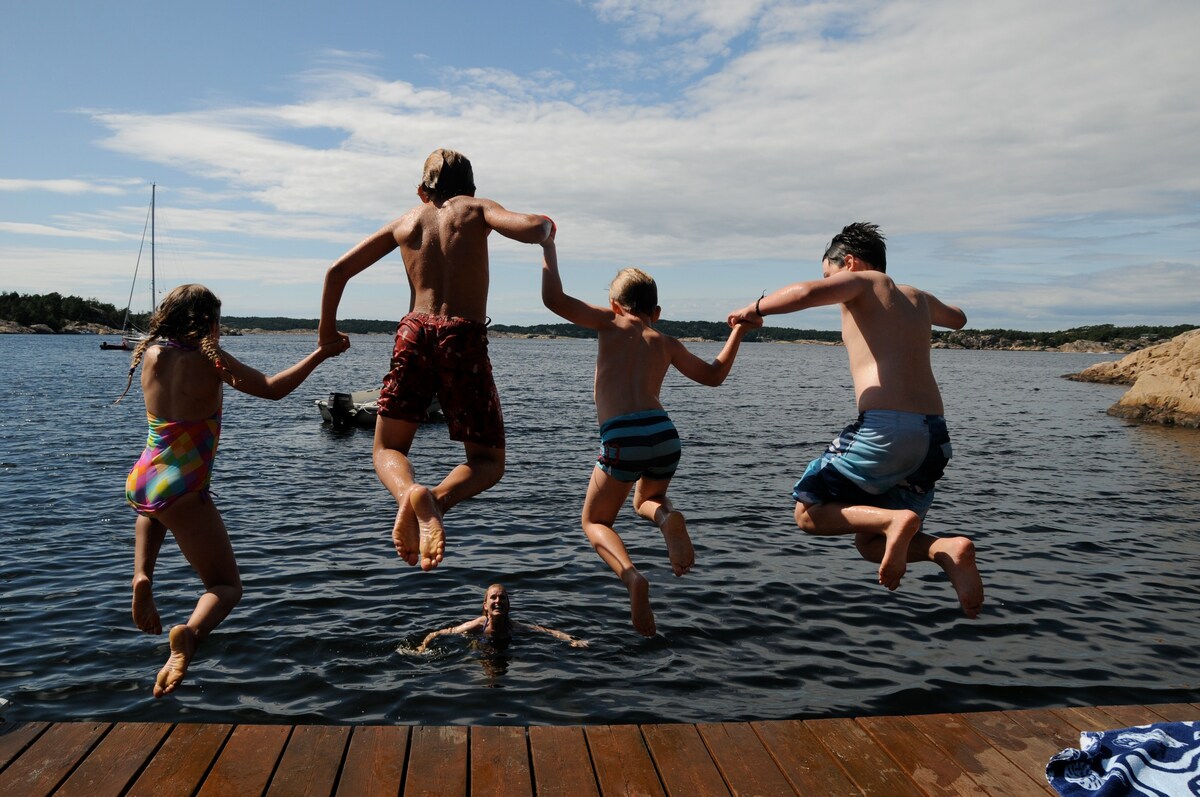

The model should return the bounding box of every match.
[541,225,754,636]
[728,222,984,618]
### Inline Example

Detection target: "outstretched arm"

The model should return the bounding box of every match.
[727,272,868,326]
[516,621,589,648]
[218,338,349,400]
[416,617,486,652]
[483,201,553,244]
[669,323,752,387]
[925,291,967,329]
[541,230,614,330]
[319,223,401,347]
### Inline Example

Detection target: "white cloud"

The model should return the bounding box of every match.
[3,1,1198,328]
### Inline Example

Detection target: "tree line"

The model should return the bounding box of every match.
[2,291,1194,344]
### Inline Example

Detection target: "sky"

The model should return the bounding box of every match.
[2,0,1198,331]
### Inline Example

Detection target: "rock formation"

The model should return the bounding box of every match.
[1068,329,1200,427]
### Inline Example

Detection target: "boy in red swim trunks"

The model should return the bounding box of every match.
[319,149,552,571]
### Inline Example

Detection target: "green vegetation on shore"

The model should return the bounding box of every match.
[2,290,1195,348]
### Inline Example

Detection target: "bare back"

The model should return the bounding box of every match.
[593,317,674,424]
[841,272,944,415]
[394,196,493,322]
[140,344,224,420]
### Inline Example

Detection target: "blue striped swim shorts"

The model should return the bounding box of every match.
[792,410,951,517]
[596,409,682,483]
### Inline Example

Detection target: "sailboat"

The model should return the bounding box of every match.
[100,184,158,351]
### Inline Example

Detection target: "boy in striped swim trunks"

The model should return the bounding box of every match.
[728,222,984,618]
[541,226,755,636]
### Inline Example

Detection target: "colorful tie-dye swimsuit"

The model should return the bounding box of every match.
[125,409,222,516]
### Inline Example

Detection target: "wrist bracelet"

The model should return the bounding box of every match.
[755,291,766,317]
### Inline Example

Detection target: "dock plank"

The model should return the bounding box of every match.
[960,711,1056,789]
[529,725,600,797]
[0,722,49,771]
[1143,703,1200,722]
[905,712,1051,797]
[0,720,108,797]
[56,722,172,797]
[405,726,468,797]
[469,725,531,797]
[752,719,861,796]
[858,714,986,797]
[807,716,924,797]
[696,721,797,796]
[584,724,666,797]
[267,724,350,797]
[125,722,232,797]
[197,724,291,797]
[336,725,410,797]
[642,723,731,797]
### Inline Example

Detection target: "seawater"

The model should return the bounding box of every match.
[1,333,1197,726]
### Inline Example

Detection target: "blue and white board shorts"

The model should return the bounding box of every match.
[792,410,951,517]
[596,409,682,483]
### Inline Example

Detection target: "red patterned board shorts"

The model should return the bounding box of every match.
[378,313,505,449]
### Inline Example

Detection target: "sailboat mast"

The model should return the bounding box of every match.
[150,183,156,312]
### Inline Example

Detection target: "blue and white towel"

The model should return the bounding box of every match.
[1046,721,1200,796]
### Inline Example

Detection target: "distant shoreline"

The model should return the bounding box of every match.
[0,318,1177,354]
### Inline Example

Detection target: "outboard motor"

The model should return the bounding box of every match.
[329,392,355,429]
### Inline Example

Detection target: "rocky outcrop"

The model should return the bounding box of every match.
[1068,329,1200,427]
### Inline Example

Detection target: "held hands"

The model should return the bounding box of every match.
[317,334,351,358]
[727,306,764,329]
[541,215,556,246]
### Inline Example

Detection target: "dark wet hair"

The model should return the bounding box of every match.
[609,268,658,317]
[116,283,225,402]
[420,148,476,201]
[823,222,887,273]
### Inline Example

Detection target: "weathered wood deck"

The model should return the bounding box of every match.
[1,703,1196,796]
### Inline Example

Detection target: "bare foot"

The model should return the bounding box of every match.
[154,624,197,698]
[132,576,161,635]
[660,511,694,576]
[622,569,656,637]
[932,537,985,618]
[408,485,445,571]
[878,512,922,590]
[392,491,420,566]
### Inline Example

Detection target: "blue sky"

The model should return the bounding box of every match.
[2,0,1198,330]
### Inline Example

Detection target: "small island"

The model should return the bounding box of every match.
[1067,328,1200,428]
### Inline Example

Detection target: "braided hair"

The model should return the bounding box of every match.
[116,284,226,403]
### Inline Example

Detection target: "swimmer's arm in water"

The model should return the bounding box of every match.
[517,621,590,648]
[417,616,486,652]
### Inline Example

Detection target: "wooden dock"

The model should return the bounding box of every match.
[1,703,1196,796]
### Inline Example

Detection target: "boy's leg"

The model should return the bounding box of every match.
[405,441,505,572]
[633,478,694,576]
[132,514,167,634]
[582,468,655,636]
[153,492,243,698]
[372,415,423,566]
[794,501,921,590]
[852,532,984,618]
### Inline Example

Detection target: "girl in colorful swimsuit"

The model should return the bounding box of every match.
[118,283,346,698]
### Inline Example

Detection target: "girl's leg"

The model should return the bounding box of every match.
[582,469,657,636]
[633,478,694,576]
[152,492,243,698]
[132,514,167,634]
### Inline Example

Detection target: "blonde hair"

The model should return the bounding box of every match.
[609,267,657,316]
[420,148,475,201]
[116,283,225,402]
